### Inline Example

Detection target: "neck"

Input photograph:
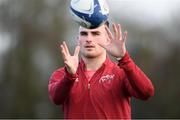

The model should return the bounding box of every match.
[82,54,107,71]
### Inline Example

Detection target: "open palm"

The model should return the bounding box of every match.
[98,23,128,58]
[60,41,80,74]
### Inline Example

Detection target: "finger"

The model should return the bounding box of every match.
[112,23,118,40]
[60,45,66,59]
[117,24,122,40]
[64,61,70,70]
[63,41,70,55]
[98,42,113,53]
[74,45,80,57]
[60,44,67,61]
[61,41,67,54]
[60,44,65,55]
[64,60,69,66]
[105,26,113,40]
[97,41,107,49]
[122,31,128,42]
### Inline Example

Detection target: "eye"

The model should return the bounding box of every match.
[92,32,101,36]
[80,32,87,36]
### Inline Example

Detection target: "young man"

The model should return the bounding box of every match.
[48,22,154,119]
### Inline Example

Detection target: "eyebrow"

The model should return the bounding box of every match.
[80,30,101,34]
[80,31,88,35]
[91,31,101,34]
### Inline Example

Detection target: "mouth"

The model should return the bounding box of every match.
[84,45,95,48]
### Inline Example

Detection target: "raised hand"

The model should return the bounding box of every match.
[60,41,80,74]
[98,23,128,58]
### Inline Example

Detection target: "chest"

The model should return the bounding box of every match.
[69,70,124,103]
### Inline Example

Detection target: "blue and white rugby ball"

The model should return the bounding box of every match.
[70,0,109,29]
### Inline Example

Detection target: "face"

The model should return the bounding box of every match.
[78,24,109,58]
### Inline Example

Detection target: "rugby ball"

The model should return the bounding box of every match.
[70,0,109,29]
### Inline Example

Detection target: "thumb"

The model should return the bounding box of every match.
[97,42,106,49]
[97,40,109,50]
[74,45,80,57]
[122,31,128,42]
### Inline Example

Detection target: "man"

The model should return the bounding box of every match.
[48,22,154,119]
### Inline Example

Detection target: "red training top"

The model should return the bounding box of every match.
[48,52,154,119]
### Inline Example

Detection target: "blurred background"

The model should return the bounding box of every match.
[0,0,180,118]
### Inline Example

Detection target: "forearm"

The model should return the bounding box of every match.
[118,52,154,100]
[48,68,77,105]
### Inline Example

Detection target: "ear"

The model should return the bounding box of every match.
[76,36,79,40]
[76,36,81,46]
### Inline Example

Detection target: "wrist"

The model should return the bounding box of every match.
[65,67,78,81]
[116,51,126,61]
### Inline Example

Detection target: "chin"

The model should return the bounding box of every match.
[84,54,97,58]
[81,52,98,58]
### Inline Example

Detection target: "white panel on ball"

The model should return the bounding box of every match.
[70,0,109,29]
[71,0,94,14]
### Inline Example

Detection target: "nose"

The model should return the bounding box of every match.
[86,34,93,43]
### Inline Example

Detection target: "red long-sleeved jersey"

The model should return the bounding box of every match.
[48,52,154,119]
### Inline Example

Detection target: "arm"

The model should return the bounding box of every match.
[48,41,80,105]
[98,23,154,100]
[48,68,77,105]
[119,52,154,100]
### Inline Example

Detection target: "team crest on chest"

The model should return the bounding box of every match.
[99,74,115,84]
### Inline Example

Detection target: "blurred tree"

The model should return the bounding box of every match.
[0,0,68,118]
